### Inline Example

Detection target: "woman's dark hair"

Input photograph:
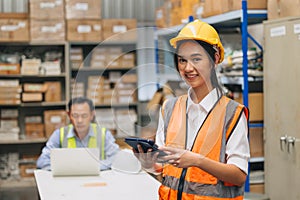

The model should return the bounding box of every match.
[173,40,224,97]
[68,97,95,112]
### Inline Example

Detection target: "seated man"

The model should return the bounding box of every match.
[37,97,120,170]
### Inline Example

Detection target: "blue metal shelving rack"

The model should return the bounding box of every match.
[241,0,266,192]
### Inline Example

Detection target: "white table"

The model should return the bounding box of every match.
[34,169,161,200]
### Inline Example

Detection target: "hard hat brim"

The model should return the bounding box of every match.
[170,36,224,64]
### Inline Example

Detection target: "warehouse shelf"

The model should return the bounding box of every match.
[0,13,28,19]
[0,138,47,145]
[0,177,36,189]
[69,41,137,46]
[201,9,267,28]
[20,101,66,107]
[0,103,20,106]
[95,102,138,108]
[71,67,134,72]
[0,41,67,46]
[249,123,264,128]
[69,40,140,139]
[250,157,264,163]
[0,41,69,186]
[0,101,66,107]
[28,41,67,46]
[0,74,66,78]
[155,9,267,36]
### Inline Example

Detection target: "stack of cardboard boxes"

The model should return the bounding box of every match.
[155,0,268,28]
[0,0,137,42]
[0,79,21,105]
[95,108,137,138]
[268,0,300,19]
[0,14,29,42]
[43,110,68,138]
[156,0,300,28]
[30,0,65,42]
[0,109,19,141]
[66,0,102,41]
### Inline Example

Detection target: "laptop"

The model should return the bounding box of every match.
[50,148,100,177]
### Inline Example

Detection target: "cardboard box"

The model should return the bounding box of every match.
[90,50,106,68]
[231,0,267,10]
[0,119,18,129]
[44,110,68,138]
[23,83,47,93]
[67,19,102,41]
[102,19,137,41]
[235,92,264,122]
[0,19,29,42]
[170,5,182,27]
[0,99,21,105]
[21,58,41,75]
[44,81,61,102]
[41,61,61,75]
[70,47,83,69]
[181,0,200,23]
[202,0,231,18]
[65,0,101,19]
[19,163,36,177]
[250,183,265,194]
[120,74,137,84]
[87,89,103,99]
[88,76,105,86]
[109,71,121,83]
[0,86,22,93]
[249,127,264,157]
[25,123,45,139]
[25,116,42,123]
[30,0,65,19]
[121,53,135,68]
[268,0,300,20]
[22,93,43,102]
[0,79,19,87]
[30,19,65,42]
[0,93,20,100]
[0,63,20,75]
[1,109,18,118]
[155,7,167,28]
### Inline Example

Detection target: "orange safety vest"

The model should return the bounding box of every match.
[159,95,249,200]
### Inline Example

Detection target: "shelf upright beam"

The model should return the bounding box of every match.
[242,0,249,109]
[241,0,250,193]
[154,27,161,90]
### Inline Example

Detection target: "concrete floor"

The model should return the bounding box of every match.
[0,187,39,200]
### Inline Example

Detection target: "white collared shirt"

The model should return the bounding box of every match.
[155,88,250,174]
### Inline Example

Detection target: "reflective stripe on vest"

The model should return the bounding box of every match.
[59,123,106,160]
[159,95,247,200]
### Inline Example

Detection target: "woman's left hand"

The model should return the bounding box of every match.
[159,146,202,168]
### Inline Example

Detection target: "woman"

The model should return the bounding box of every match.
[135,19,250,200]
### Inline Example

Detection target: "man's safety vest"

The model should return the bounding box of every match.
[159,95,249,200]
[59,123,106,160]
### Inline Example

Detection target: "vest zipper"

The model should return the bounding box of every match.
[177,168,187,200]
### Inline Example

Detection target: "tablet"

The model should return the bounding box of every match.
[124,137,167,157]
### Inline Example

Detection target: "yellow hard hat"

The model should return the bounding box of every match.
[170,19,224,63]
